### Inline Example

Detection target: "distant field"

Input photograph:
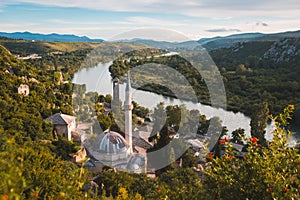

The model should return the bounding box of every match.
[0,37,149,58]
[0,38,102,56]
[44,42,101,52]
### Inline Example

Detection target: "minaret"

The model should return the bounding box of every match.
[124,72,133,153]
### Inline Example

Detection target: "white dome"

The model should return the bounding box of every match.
[99,131,128,154]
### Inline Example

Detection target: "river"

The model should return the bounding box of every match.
[72,62,299,145]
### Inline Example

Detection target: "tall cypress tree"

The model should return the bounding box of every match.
[250,102,269,146]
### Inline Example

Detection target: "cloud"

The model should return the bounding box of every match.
[46,19,75,25]
[116,16,186,27]
[206,28,241,33]
[0,0,299,40]
[256,22,268,27]
[1,0,300,19]
[0,23,39,28]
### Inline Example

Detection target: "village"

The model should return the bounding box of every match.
[43,71,248,178]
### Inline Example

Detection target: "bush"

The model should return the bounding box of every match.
[202,105,300,199]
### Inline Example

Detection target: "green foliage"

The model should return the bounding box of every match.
[0,138,91,199]
[231,128,245,145]
[94,168,203,200]
[210,41,274,71]
[210,40,300,127]
[250,102,269,146]
[50,136,81,160]
[132,101,150,119]
[95,170,146,198]
[0,39,51,56]
[97,113,113,131]
[235,64,252,75]
[0,43,99,199]
[160,168,202,199]
[147,103,209,175]
[181,148,199,168]
[202,105,300,199]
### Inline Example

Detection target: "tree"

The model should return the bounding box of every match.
[148,102,167,143]
[132,101,150,119]
[250,102,269,147]
[166,105,181,130]
[180,148,198,168]
[159,168,202,199]
[97,114,112,131]
[207,117,228,156]
[231,128,245,145]
[105,94,112,104]
[0,138,90,199]
[236,64,252,75]
[202,105,300,200]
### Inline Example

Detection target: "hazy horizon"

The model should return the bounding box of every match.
[0,1,299,41]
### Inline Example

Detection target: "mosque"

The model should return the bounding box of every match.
[83,72,149,173]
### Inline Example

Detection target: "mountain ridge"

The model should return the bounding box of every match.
[1,30,300,50]
[198,30,300,50]
[0,31,104,42]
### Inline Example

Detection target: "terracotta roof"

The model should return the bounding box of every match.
[45,113,76,125]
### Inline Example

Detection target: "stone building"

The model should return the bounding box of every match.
[18,84,29,96]
[45,113,76,141]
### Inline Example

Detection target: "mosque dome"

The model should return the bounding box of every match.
[98,131,128,154]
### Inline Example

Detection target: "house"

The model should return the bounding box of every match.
[45,113,76,141]
[18,84,29,96]
[71,147,87,163]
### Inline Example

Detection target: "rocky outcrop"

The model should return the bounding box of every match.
[261,38,300,64]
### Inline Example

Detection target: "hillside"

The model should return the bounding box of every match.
[0,44,96,198]
[199,30,300,50]
[117,39,202,50]
[260,38,300,67]
[210,38,300,69]
[0,31,104,42]
[0,44,73,126]
[210,40,275,70]
[209,38,300,126]
[0,36,101,56]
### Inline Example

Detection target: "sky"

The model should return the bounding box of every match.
[0,0,299,41]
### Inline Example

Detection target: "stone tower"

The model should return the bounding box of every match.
[112,77,120,113]
[124,72,133,153]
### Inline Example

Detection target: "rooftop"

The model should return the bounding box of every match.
[45,113,76,125]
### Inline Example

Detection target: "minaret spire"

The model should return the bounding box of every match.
[124,71,133,153]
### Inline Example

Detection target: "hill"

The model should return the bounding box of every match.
[115,38,202,50]
[105,30,300,51]
[260,38,300,67]
[210,38,300,69]
[0,31,104,42]
[209,38,300,126]
[199,30,300,50]
[0,36,101,56]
